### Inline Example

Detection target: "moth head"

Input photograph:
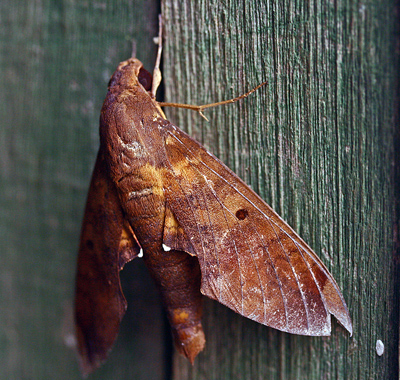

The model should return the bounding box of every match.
[108,58,153,91]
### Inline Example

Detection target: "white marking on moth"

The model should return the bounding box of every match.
[118,135,146,158]
[376,340,384,356]
[128,188,153,199]
[138,249,144,258]
[162,244,171,251]
[205,178,218,197]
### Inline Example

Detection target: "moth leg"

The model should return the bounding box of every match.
[151,14,163,99]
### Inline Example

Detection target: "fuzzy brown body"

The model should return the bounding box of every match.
[100,59,205,361]
[75,58,352,375]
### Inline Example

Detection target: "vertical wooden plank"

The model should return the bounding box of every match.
[0,1,167,379]
[162,0,399,379]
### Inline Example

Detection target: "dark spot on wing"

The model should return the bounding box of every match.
[235,209,248,220]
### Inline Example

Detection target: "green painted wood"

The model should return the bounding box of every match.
[0,1,168,379]
[162,0,399,379]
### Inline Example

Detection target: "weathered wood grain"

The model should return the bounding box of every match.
[162,1,399,379]
[0,1,166,379]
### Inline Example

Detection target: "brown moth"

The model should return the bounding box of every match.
[74,27,352,376]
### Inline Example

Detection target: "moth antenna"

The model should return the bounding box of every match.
[151,14,163,99]
[198,111,209,122]
[158,81,268,117]
[131,39,137,59]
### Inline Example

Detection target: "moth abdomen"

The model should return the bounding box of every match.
[143,247,205,364]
